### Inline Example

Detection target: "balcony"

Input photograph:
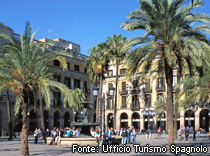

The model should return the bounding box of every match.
[156,86,165,92]
[119,89,128,95]
[106,105,114,110]
[121,105,127,109]
[143,88,152,93]
[130,88,140,94]
[131,103,140,111]
[83,88,90,94]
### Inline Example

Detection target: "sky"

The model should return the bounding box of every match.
[0,0,210,56]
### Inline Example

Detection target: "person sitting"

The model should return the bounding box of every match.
[95,129,101,145]
[66,128,71,137]
[75,128,80,137]
[90,128,95,137]
[49,128,57,145]
[55,129,62,145]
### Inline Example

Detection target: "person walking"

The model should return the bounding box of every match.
[34,128,39,144]
[157,126,161,137]
[131,128,137,144]
[177,128,182,141]
[185,127,189,141]
[121,128,128,144]
[107,127,113,144]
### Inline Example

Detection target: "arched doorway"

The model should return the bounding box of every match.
[54,111,60,128]
[132,112,140,130]
[29,110,37,132]
[200,109,209,132]
[107,113,114,128]
[120,113,128,128]
[44,110,49,129]
[64,112,70,128]
[157,112,166,130]
[184,110,194,127]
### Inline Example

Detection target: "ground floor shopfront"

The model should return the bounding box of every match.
[105,107,210,132]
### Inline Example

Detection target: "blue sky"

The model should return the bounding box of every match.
[0,0,210,56]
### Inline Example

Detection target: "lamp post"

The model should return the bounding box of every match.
[142,109,155,130]
[189,103,198,141]
[93,86,115,145]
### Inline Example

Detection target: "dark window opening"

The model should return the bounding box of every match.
[54,60,60,66]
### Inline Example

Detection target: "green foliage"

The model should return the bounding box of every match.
[85,42,110,83]
[0,22,81,116]
[122,0,210,79]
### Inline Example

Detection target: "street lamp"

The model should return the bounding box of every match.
[142,109,155,130]
[189,103,198,141]
[93,86,115,145]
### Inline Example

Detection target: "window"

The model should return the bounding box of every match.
[120,68,126,75]
[67,63,70,70]
[74,64,80,71]
[145,78,150,90]
[74,79,80,89]
[173,76,177,87]
[145,94,151,106]
[64,77,71,88]
[122,96,127,108]
[54,92,61,106]
[132,80,138,88]
[132,95,139,108]
[108,83,113,89]
[157,77,164,88]
[157,93,163,100]
[54,60,60,66]
[53,75,60,82]
[84,81,88,90]
[108,70,113,76]
[122,82,126,90]
[84,67,87,73]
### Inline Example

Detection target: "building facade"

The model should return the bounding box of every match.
[103,61,210,132]
[0,23,96,135]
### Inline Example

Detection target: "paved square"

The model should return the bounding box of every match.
[0,134,209,156]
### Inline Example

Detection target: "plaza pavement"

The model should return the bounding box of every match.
[0,133,209,156]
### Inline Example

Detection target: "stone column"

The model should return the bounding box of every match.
[152,78,156,107]
[71,78,74,90]
[80,79,83,89]
[180,110,185,128]
[49,110,54,130]
[60,114,64,128]
[140,117,144,131]
[195,109,200,130]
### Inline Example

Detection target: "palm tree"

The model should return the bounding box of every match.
[0,22,76,155]
[106,34,127,129]
[85,43,110,127]
[122,0,210,149]
[72,88,85,122]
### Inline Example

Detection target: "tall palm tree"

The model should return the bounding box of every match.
[72,88,85,122]
[106,34,127,129]
[85,43,110,127]
[0,22,76,155]
[122,0,210,149]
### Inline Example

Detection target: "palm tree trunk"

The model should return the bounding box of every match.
[113,64,118,129]
[6,91,13,140]
[174,65,182,139]
[164,61,174,150]
[21,94,29,155]
[98,74,103,128]
[39,91,46,143]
